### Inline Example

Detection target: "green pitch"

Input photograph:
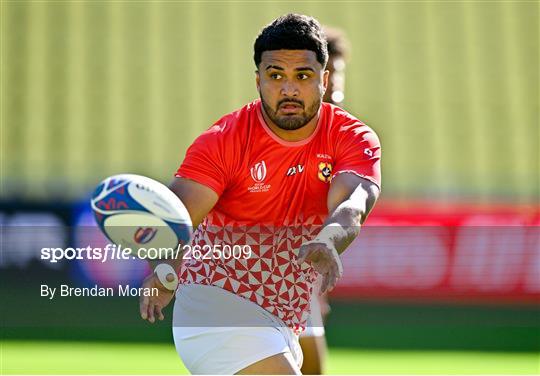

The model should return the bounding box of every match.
[2,341,538,374]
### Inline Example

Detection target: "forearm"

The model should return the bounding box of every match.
[300,176,379,292]
[318,174,379,254]
[317,200,365,255]
[146,177,217,273]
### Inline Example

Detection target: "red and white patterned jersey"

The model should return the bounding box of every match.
[175,99,381,329]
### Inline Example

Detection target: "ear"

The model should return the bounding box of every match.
[322,69,329,92]
[255,70,260,91]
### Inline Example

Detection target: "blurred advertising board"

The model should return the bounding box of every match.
[334,200,539,304]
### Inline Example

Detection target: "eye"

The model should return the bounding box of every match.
[297,73,309,80]
[270,73,282,80]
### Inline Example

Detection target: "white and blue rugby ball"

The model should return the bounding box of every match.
[90,174,192,253]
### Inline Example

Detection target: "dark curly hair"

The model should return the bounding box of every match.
[253,14,328,68]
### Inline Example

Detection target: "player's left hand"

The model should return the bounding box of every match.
[297,239,343,294]
[139,273,175,324]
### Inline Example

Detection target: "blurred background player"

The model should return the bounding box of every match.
[322,27,349,107]
[300,26,350,375]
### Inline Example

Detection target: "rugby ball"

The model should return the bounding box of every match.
[90,174,192,254]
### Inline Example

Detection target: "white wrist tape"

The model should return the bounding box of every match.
[154,263,179,291]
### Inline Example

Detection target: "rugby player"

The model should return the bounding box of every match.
[300,26,350,375]
[139,14,381,374]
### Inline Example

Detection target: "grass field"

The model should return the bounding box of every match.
[1,341,539,375]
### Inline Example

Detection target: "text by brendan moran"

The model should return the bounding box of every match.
[40,284,159,299]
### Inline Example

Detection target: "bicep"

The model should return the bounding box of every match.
[327,173,380,222]
[168,177,219,228]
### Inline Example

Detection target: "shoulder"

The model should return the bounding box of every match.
[323,103,380,143]
[193,100,259,145]
[186,100,261,172]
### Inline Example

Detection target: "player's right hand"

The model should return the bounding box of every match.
[139,273,175,323]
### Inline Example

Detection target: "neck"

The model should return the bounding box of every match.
[260,106,320,142]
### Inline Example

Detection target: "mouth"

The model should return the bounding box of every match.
[279,102,303,114]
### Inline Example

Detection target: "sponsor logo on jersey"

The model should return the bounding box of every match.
[250,161,267,183]
[318,162,332,183]
[286,164,304,176]
[316,153,332,160]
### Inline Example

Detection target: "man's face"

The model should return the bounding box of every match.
[256,50,328,131]
[323,56,346,105]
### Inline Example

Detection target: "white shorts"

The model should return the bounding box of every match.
[172,284,303,375]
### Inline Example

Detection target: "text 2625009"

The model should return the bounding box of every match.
[182,244,252,260]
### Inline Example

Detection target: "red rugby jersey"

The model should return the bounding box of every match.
[175,99,381,329]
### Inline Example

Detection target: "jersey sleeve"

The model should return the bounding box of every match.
[175,124,232,196]
[332,121,381,189]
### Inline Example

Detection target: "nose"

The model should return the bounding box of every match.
[280,79,299,97]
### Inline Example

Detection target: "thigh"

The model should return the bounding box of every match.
[299,335,327,375]
[236,352,301,375]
